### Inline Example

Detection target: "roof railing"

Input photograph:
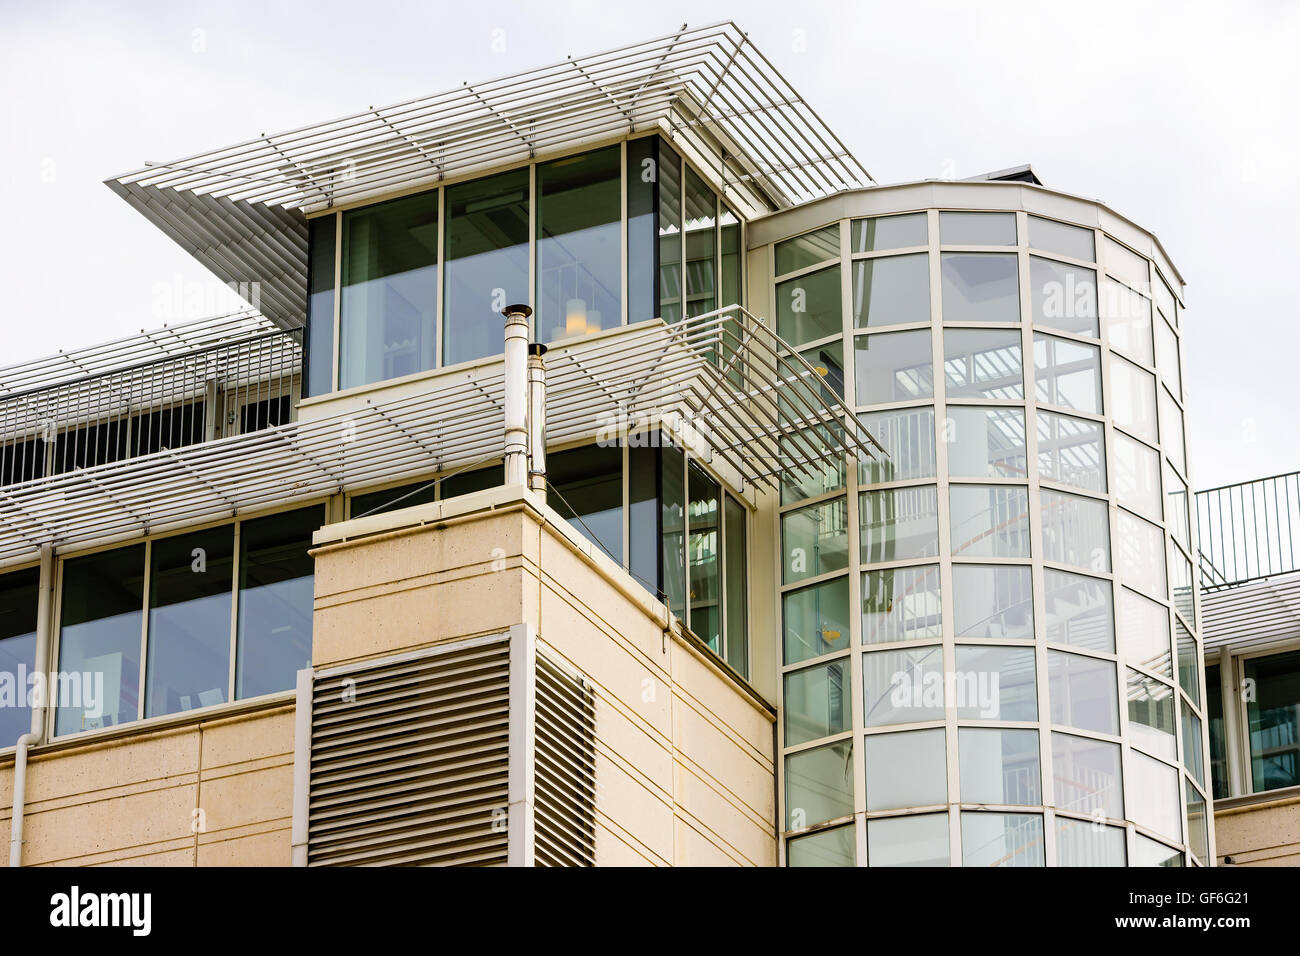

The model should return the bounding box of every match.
[1196,470,1300,591]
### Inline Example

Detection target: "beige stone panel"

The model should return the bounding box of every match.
[671,694,775,823]
[593,821,662,867]
[197,826,291,866]
[671,641,775,762]
[592,748,675,865]
[198,763,293,834]
[673,816,744,866]
[88,846,198,867]
[537,593,672,741]
[199,708,294,768]
[586,696,674,800]
[673,760,775,865]
[313,570,523,666]
[22,783,198,866]
[25,729,201,805]
[1215,799,1300,865]
[536,530,666,664]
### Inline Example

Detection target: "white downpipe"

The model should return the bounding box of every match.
[527,343,548,494]
[9,544,53,867]
[501,305,531,487]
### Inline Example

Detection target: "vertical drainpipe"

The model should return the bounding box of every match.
[9,544,54,867]
[527,343,548,494]
[501,305,532,488]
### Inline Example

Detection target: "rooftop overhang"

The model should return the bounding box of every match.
[104,22,873,331]
[0,308,884,570]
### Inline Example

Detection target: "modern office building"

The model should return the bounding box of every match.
[0,22,1213,866]
[1197,471,1300,866]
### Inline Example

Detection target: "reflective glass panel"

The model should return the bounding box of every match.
[0,568,39,743]
[1118,587,1172,679]
[1040,489,1110,572]
[1029,216,1095,262]
[1034,333,1102,414]
[853,253,930,327]
[1102,278,1153,364]
[776,225,839,275]
[855,329,935,405]
[547,445,624,564]
[1128,750,1182,843]
[852,213,928,253]
[1244,650,1300,792]
[777,265,842,346]
[788,824,856,867]
[1056,819,1126,866]
[940,211,1016,246]
[960,728,1040,805]
[961,812,1044,867]
[859,407,937,485]
[862,565,942,645]
[784,658,852,746]
[1113,432,1162,520]
[859,486,939,564]
[1048,650,1119,736]
[1110,355,1159,444]
[1037,410,1105,492]
[1115,509,1167,599]
[785,739,854,829]
[1052,732,1124,818]
[862,645,945,727]
[949,485,1030,558]
[1127,668,1177,761]
[951,565,1033,640]
[953,645,1038,721]
[865,727,947,809]
[941,253,1020,323]
[868,813,950,867]
[783,498,850,585]
[946,406,1027,480]
[783,576,851,665]
[944,329,1023,400]
[1030,256,1097,336]
[1044,569,1114,652]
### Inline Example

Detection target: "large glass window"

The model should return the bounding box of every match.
[781,425,846,503]
[855,330,935,405]
[1048,650,1119,736]
[852,213,927,253]
[1128,667,1177,761]
[859,407,936,484]
[1207,663,1229,799]
[723,493,748,677]
[444,168,530,366]
[783,498,850,584]
[951,565,1033,639]
[682,167,717,319]
[1154,315,1182,399]
[657,142,683,323]
[1104,237,1150,292]
[536,147,621,343]
[788,824,855,866]
[1109,355,1159,444]
[1186,778,1209,863]
[1034,333,1102,414]
[660,441,686,619]
[1245,650,1300,792]
[1115,509,1167,599]
[236,507,318,700]
[1052,732,1123,818]
[1029,216,1095,262]
[1132,834,1183,867]
[946,406,1027,479]
[785,739,854,829]
[949,484,1030,558]
[145,527,235,718]
[940,211,1016,246]
[862,645,944,727]
[1159,387,1187,476]
[785,658,852,746]
[1113,432,1162,520]
[55,546,145,735]
[777,266,842,346]
[852,254,930,327]
[959,728,1040,805]
[1183,702,1206,789]
[304,215,336,397]
[954,645,1038,720]
[961,812,1044,867]
[1037,410,1105,493]
[943,329,1023,400]
[941,253,1020,324]
[686,462,721,649]
[1057,819,1126,866]
[859,486,939,564]
[776,225,838,275]
[626,138,657,324]
[340,191,438,388]
[1030,256,1100,337]
[1117,587,1172,679]
[1043,569,1114,652]
[0,568,40,744]
[867,813,950,866]
[1128,750,1182,844]
[1039,489,1110,571]
[1102,278,1154,364]
[865,727,946,809]
[862,565,942,645]
[784,576,850,665]
[547,444,624,565]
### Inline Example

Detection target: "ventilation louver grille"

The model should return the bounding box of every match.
[534,654,597,866]
[306,638,511,866]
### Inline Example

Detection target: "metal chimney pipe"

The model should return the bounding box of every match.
[500,304,532,487]
[527,343,548,493]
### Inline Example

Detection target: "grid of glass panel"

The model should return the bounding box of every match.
[775,205,1205,866]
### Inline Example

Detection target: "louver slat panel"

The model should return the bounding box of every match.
[306,638,511,866]
[534,654,596,867]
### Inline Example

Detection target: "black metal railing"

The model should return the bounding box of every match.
[0,327,302,488]
[1197,470,1300,591]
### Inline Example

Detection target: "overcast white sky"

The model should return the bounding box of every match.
[1,0,1296,488]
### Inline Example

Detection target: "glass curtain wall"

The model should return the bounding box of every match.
[774,206,1203,867]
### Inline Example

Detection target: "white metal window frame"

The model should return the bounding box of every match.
[768,203,1211,867]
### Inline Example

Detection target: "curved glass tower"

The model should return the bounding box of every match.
[760,182,1208,866]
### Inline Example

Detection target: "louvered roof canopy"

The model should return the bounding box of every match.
[0,308,883,570]
[105,22,873,330]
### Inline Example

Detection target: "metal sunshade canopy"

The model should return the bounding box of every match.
[105,21,874,329]
[0,308,884,570]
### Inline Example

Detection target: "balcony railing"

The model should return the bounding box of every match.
[0,327,302,488]
[1197,470,1300,591]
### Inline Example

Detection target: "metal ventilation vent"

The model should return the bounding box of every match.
[534,654,596,867]
[303,635,512,866]
[293,628,598,866]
